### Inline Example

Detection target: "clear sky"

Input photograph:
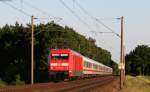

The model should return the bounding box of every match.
[0,0,150,63]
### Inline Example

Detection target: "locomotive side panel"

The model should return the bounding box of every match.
[72,54,83,76]
[68,51,83,77]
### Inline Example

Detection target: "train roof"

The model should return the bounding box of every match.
[82,56,112,69]
[70,49,112,69]
[50,48,112,69]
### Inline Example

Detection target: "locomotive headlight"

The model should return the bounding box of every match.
[61,63,69,66]
[51,63,58,66]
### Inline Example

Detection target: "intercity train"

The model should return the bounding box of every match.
[48,49,112,80]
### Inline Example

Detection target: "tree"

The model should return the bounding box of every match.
[125,45,150,75]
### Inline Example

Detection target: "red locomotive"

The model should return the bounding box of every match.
[48,49,112,80]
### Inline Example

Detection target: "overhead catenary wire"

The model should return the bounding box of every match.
[60,0,116,52]
[22,0,62,22]
[74,1,120,55]
[2,0,62,24]
[94,32,120,54]
[59,0,119,54]
[59,0,95,32]
[0,0,12,1]
[2,1,46,26]
[20,0,23,10]
[2,1,31,17]
[95,19,120,37]
[74,0,120,38]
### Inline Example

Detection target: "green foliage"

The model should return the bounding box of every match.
[0,22,118,84]
[0,78,7,86]
[125,45,150,75]
[11,74,25,85]
[109,60,119,75]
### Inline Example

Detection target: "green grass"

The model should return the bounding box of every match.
[121,75,150,92]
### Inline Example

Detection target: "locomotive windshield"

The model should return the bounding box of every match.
[51,54,69,60]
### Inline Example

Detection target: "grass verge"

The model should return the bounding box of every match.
[121,75,150,92]
[137,76,150,84]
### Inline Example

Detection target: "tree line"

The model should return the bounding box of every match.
[0,22,118,85]
[125,45,150,76]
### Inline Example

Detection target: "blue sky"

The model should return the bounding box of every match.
[0,0,150,63]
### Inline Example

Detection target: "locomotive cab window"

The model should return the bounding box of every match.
[51,54,69,60]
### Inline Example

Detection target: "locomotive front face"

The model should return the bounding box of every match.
[49,53,69,71]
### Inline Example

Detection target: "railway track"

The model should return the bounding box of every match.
[0,76,118,92]
[55,76,116,92]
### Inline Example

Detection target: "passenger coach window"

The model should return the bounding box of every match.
[84,61,92,68]
[84,61,87,67]
[51,54,69,60]
[93,64,98,69]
